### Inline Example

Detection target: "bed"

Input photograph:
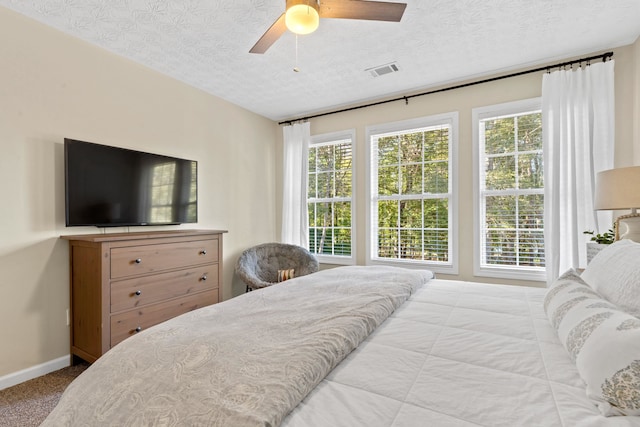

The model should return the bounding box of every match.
[42,242,640,426]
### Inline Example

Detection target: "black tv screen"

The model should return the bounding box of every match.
[65,139,197,227]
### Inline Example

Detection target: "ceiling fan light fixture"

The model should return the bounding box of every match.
[285,0,320,35]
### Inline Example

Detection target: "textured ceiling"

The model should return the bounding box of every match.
[1,0,639,121]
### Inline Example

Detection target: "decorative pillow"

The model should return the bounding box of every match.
[581,239,640,318]
[545,269,640,416]
[544,268,597,329]
[277,269,295,282]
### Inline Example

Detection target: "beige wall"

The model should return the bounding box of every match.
[0,7,278,378]
[277,42,640,287]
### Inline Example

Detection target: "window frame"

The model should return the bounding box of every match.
[365,113,459,274]
[472,98,545,281]
[308,129,356,265]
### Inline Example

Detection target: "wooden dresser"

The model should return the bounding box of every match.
[62,229,226,364]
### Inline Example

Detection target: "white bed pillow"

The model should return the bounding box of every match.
[545,270,640,416]
[581,239,640,318]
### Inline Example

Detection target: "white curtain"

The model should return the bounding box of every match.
[281,122,310,247]
[542,60,615,284]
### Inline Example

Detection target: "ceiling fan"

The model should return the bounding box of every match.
[250,0,407,54]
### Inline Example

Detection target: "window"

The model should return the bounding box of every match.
[473,98,544,280]
[366,113,458,273]
[307,130,355,264]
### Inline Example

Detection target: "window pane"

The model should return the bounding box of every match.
[317,172,333,198]
[378,166,399,195]
[519,230,545,266]
[308,148,317,172]
[378,200,398,228]
[335,170,352,197]
[485,229,517,265]
[485,195,516,228]
[424,229,449,262]
[517,113,542,151]
[313,228,333,254]
[424,199,448,229]
[518,153,544,189]
[400,199,422,228]
[424,162,448,193]
[309,228,318,253]
[378,228,398,258]
[335,202,351,227]
[378,136,398,166]
[424,128,448,161]
[317,145,333,171]
[401,164,423,194]
[308,173,317,198]
[485,155,515,190]
[335,144,352,170]
[400,132,423,163]
[399,229,422,260]
[334,228,351,256]
[484,117,515,154]
[518,194,544,229]
[314,202,331,227]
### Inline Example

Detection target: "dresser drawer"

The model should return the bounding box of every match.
[110,291,218,347]
[110,238,218,279]
[110,265,218,313]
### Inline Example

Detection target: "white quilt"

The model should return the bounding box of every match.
[283,279,640,427]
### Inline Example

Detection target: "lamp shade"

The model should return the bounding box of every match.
[594,166,640,210]
[285,0,319,35]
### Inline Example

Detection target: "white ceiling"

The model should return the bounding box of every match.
[2,1,639,122]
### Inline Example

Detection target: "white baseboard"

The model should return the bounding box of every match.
[0,355,70,391]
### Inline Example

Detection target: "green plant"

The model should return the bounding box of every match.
[583,228,615,244]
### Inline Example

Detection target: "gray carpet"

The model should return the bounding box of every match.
[0,363,88,427]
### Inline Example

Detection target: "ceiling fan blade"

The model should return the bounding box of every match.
[318,0,406,22]
[250,13,287,54]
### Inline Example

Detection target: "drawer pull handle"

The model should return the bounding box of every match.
[135,258,142,264]
[134,326,142,333]
[200,250,207,255]
[201,274,207,281]
[135,290,142,296]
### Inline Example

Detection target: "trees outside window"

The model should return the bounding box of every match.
[473,98,545,281]
[308,130,355,264]
[367,113,458,273]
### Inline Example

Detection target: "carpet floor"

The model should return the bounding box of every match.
[0,363,88,427]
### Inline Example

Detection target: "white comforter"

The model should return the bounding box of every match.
[42,266,432,426]
[42,267,640,426]
[283,279,640,427]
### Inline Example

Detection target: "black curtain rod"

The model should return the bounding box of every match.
[278,51,613,126]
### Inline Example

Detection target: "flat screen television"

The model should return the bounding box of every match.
[65,138,198,227]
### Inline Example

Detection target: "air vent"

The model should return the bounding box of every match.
[366,62,400,78]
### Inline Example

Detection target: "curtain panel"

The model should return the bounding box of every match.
[282,122,310,247]
[542,60,615,284]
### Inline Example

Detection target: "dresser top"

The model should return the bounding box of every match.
[61,229,227,242]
